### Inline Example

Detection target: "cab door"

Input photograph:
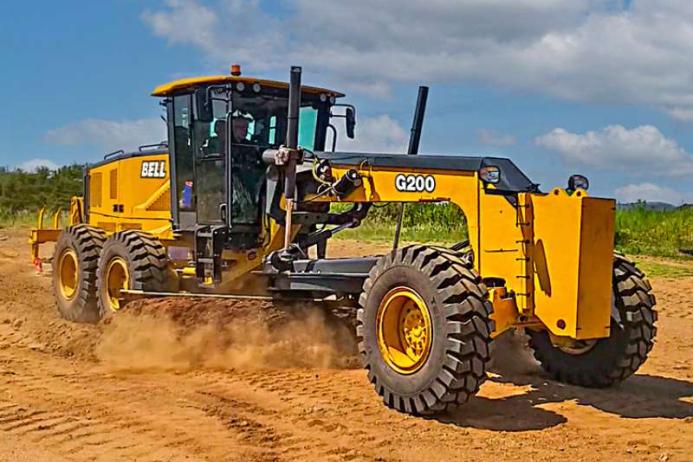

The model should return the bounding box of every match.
[192,99,230,225]
[168,93,198,230]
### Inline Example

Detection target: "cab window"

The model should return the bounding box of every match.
[298,107,317,151]
[172,94,193,211]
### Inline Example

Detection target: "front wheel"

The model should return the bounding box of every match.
[357,245,493,415]
[528,254,657,387]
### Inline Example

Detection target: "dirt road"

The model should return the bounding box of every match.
[0,229,690,461]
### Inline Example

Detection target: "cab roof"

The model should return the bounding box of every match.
[151,75,345,98]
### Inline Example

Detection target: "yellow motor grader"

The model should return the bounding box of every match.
[31,65,656,415]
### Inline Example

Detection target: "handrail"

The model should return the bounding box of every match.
[104,149,125,159]
[139,141,168,152]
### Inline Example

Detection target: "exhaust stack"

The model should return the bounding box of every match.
[393,86,429,250]
[282,66,302,253]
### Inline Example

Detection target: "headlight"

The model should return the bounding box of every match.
[568,174,589,191]
[479,166,501,184]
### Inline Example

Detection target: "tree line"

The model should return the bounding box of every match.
[0,165,84,219]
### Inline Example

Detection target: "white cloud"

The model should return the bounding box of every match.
[45,118,167,152]
[142,0,282,69]
[535,125,693,177]
[336,115,408,153]
[17,159,60,172]
[615,183,688,205]
[142,0,218,50]
[142,0,693,120]
[478,129,516,147]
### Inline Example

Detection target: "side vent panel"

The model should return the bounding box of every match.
[148,190,171,211]
[91,172,103,208]
[109,168,118,199]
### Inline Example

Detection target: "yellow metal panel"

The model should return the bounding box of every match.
[29,229,61,245]
[97,222,116,232]
[478,190,532,313]
[69,197,84,225]
[577,196,615,338]
[532,189,580,337]
[531,189,614,339]
[489,287,520,338]
[88,153,172,240]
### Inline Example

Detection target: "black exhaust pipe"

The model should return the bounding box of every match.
[393,86,429,250]
[407,86,429,155]
[282,66,302,253]
[286,66,302,152]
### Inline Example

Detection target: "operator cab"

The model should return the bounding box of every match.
[153,65,354,251]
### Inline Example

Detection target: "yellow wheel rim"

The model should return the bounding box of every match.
[105,257,129,311]
[376,287,432,374]
[58,249,79,300]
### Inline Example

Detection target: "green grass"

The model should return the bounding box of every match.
[334,202,693,260]
[336,203,467,245]
[615,206,692,258]
[634,259,693,278]
[0,210,39,228]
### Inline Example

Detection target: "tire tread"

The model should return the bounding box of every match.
[357,245,493,415]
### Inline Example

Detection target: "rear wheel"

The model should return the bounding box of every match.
[528,254,657,387]
[52,225,106,323]
[357,245,493,415]
[96,230,173,317]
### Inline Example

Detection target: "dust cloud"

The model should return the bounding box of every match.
[94,297,540,376]
[95,299,359,372]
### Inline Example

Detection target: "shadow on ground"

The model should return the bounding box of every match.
[433,332,693,432]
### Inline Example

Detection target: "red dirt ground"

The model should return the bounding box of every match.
[0,229,690,461]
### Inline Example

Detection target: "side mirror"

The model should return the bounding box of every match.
[346,107,356,139]
[194,88,213,123]
[568,174,589,192]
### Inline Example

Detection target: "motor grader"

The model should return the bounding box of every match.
[30,65,657,415]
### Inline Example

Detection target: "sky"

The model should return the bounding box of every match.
[2,0,693,204]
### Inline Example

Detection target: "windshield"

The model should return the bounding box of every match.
[192,92,319,157]
[171,87,325,228]
[191,90,322,226]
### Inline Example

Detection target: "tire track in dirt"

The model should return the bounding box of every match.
[0,349,259,462]
[190,378,376,461]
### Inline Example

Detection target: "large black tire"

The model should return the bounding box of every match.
[96,230,173,317]
[528,254,657,387]
[357,245,493,415]
[52,225,106,323]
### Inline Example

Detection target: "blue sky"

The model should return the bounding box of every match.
[2,0,693,204]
